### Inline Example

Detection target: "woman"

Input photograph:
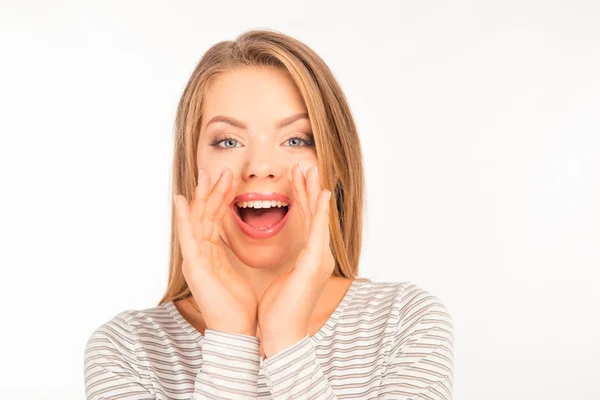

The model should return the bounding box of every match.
[84,29,453,399]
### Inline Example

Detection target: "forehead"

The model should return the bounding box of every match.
[201,67,308,129]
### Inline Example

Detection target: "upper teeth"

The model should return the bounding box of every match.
[236,200,289,209]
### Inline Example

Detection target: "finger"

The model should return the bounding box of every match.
[173,195,201,261]
[305,189,331,258]
[214,177,238,222]
[205,167,234,221]
[206,179,238,243]
[322,194,335,275]
[193,171,211,245]
[323,194,332,254]
[190,169,211,240]
[203,167,233,239]
[291,162,311,236]
[306,166,320,217]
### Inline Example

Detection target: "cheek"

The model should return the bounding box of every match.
[196,157,229,189]
[196,166,222,190]
[196,145,228,183]
[287,202,306,235]
[286,156,318,177]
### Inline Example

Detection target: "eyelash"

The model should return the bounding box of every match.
[208,134,315,151]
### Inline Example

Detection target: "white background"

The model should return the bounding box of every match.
[1,1,599,399]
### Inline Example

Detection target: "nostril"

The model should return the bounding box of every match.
[247,173,276,179]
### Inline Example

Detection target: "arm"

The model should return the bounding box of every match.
[84,316,150,400]
[262,334,337,399]
[197,329,261,398]
[379,289,454,399]
[84,316,261,399]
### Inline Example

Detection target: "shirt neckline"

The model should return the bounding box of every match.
[163,278,364,345]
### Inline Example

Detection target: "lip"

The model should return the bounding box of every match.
[233,192,291,203]
[230,192,293,239]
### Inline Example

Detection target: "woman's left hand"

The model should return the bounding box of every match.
[257,163,335,358]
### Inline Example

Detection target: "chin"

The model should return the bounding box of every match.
[236,243,297,269]
[221,214,303,270]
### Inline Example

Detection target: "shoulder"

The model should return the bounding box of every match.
[87,303,166,334]
[355,278,450,307]
[352,279,453,335]
[84,303,174,360]
[84,309,142,359]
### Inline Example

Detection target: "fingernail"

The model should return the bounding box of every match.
[314,166,319,178]
[221,166,227,176]
[198,169,204,183]
[298,161,305,176]
[326,190,331,200]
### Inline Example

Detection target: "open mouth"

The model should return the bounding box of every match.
[234,200,290,229]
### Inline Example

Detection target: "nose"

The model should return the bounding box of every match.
[241,146,284,183]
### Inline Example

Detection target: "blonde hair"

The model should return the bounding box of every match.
[158,29,365,305]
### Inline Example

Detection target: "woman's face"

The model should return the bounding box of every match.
[197,66,318,270]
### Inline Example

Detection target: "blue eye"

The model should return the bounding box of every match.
[220,139,239,148]
[209,134,314,151]
[285,136,314,147]
[209,136,241,150]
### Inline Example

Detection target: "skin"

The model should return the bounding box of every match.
[173,66,353,358]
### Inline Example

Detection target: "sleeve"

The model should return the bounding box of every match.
[197,329,261,398]
[84,316,261,399]
[83,315,152,399]
[378,287,454,399]
[261,334,338,399]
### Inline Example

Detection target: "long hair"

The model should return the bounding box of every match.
[158,29,365,305]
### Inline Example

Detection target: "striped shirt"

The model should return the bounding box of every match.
[84,280,453,399]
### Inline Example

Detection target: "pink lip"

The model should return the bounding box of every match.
[230,192,293,239]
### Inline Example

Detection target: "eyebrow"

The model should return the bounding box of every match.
[205,112,309,130]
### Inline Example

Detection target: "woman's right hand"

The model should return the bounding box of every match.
[173,167,258,336]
